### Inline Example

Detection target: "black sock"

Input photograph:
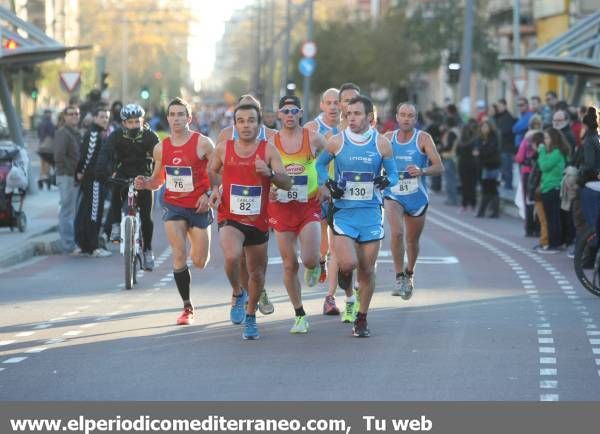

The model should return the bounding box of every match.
[357,312,367,321]
[406,270,414,276]
[295,306,306,317]
[173,266,191,306]
[396,272,405,279]
[338,270,352,290]
[320,258,326,265]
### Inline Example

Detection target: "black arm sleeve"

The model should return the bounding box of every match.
[95,131,116,180]
[76,131,89,175]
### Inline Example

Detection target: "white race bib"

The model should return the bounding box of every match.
[342,171,374,201]
[165,166,193,193]
[585,181,600,192]
[230,184,262,215]
[277,175,308,203]
[391,173,419,195]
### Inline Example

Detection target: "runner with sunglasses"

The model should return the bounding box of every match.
[267,96,327,334]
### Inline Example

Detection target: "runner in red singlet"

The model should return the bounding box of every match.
[135,98,214,326]
[208,104,291,340]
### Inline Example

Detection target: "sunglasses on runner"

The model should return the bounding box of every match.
[279,108,301,115]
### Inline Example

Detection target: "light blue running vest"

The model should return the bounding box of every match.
[333,130,383,209]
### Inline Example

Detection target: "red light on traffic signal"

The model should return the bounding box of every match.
[153,71,162,80]
[4,39,17,50]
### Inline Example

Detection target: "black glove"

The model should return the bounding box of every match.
[325,178,345,199]
[374,175,390,189]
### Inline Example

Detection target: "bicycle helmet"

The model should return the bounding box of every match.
[120,103,145,121]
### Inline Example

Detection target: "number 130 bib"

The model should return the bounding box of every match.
[342,171,374,201]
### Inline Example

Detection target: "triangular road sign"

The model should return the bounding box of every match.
[59,71,81,93]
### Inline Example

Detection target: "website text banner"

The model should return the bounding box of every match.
[1,402,598,434]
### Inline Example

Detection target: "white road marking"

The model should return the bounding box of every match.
[15,332,35,337]
[80,323,99,329]
[539,347,555,354]
[45,338,65,344]
[25,347,47,353]
[586,331,600,336]
[63,311,79,316]
[540,368,557,376]
[33,324,51,330]
[3,357,27,364]
[540,394,559,401]
[540,380,558,388]
[0,340,15,346]
[538,330,552,335]
[540,357,556,364]
[538,338,554,344]
[589,339,600,345]
[63,331,82,337]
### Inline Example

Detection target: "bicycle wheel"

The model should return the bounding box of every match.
[574,227,600,297]
[124,217,135,289]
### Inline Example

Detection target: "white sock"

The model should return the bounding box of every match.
[346,295,356,303]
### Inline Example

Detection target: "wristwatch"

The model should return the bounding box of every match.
[268,169,275,179]
[421,167,428,176]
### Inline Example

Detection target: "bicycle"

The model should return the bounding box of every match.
[573,226,600,297]
[109,177,144,290]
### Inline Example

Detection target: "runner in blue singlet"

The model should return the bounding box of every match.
[383,103,444,300]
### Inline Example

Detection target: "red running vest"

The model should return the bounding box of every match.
[218,139,271,232]
[161,132,209,208]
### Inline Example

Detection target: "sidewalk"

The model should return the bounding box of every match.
[0,182,60,270]
[0,135,61,270]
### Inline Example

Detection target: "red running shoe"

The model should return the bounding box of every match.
[322,295,340,315]
[177,307,194,325]
[318,260,328,283]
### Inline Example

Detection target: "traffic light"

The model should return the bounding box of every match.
[140,86,150,101]
[31,88,38,101]
[447,50,460,84]
[101,72,109,91]
[4,38,17,50]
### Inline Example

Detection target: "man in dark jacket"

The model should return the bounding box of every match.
[54,105,82,253]
[75,107,111,257]
[494,99,516,190]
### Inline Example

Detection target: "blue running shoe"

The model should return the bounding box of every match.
[243,315,260,340]
[230,289,247,324]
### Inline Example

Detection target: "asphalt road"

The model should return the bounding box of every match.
[1,195,599,401]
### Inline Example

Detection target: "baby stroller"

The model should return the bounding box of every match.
[0,142,28,232]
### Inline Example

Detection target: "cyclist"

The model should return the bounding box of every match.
[135,98,214,325]
[96,103,160,270]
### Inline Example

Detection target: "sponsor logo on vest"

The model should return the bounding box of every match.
[350,156,373,163]
[172,157,182,165]
[286,163,305,175]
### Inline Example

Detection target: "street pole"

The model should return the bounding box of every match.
[121,17,129,102]
[0,69,24,147]
[282,0,291,97]
[302,0,314,118]
[254,0,262,100]
[459,0,474,117]
[267,0,276,109]
[513,0,521,98]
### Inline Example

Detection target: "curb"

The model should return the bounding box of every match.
[0,226,61,270]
